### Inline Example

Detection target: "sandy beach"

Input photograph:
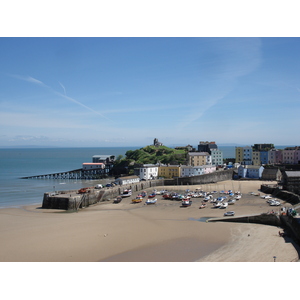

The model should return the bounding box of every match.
[0,180,299,262]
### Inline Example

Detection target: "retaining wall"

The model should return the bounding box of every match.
[207,213,281,226]
[164,169,234,186]
[260,184,300,205]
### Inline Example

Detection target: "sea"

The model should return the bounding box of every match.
[0,145,288,208]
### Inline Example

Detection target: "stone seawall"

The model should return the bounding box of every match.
[42,179,165,210]
[207,213,281,226]
[260,184,300,205]
[164,169,234,186]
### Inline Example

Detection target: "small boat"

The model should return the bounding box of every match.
[181,199,192,207]
[141,191,147,197]
[148,193,156,198]
[199,203,206,209]
[220,202,228,209]
[132,196,143,203]
[113,196,122,203]
[146,198,157,205]
[228,199,236,205]
[121,189,132,197]
[213,202,222,208]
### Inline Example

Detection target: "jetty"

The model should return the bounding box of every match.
[21,168,108,180]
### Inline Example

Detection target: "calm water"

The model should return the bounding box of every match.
[0,145,254,208]
[0,147,140,208]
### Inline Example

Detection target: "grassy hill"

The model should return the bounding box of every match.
[111,145,188,176]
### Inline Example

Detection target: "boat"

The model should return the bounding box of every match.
[213,202,222,208]
[220,202,228,209]
[121,189,132,197]
[181,199,192,207]
[113,196,122,203]
[199,203,206,209]
[141,191,147,197]
[132,195,143,203]
[146,198,157,205]
[228,199,236,205]
[148,193,156,198]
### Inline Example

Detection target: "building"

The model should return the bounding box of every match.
[92,155,115,174]
[187,152,211,166]
[252,150,261,166]
[281,171,300,194]
[180,166,204,177]
[92,155,115,163]
[235,147,244,164]
[238,165,264,179]
[261,168,282,181]
[115,175,140,185]
[197,141,223,166]
[235,146,252,165]
[82,163,105,170]
[197,141,218,153]
[252,144,275,151]
[137,164,158,180]
[158,165,181,178]
[268,149,283,164]
[210,149,223,166]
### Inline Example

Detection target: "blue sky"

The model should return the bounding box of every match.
[1,37,300,147]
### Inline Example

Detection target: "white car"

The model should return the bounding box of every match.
[224,211,235,216]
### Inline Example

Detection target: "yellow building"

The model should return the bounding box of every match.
[158,165,181,178]
[252,151,261,166]
[235,147,244,164]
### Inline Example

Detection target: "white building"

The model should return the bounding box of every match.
[210,149,223,166]
[203,165,216,174]
[82,163,105,170]
[138,164,158,180]
[180,166,204,177]
[115,175,140,185]
[238,165,264,179]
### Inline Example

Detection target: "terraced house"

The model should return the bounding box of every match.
[158,165,181,178]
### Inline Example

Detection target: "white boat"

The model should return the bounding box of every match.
[146,198,157,205]
[228,199,236,205]
[121,189,132,197]
[220,202,228,209]
[181,199,192,207]
[235,195,241,200]
[213,202,222,208]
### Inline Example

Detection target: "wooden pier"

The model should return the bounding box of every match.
[21,168,109,180]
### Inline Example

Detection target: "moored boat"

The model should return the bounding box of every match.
[181,199,192,207]
[113,196,122,203]
[146,198,157,205]
[220,202,228,209]
[132,195,143,203]
[121,189,132,197]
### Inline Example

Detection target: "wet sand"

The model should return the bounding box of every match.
[0,180,299,262]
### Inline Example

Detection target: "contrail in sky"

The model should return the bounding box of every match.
[11,74,112,121]
[58,82,67,96]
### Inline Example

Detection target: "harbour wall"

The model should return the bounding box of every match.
[164,169,234,186]
[260,184,300,205]
[42,179,165,210]
[207,213,281,226]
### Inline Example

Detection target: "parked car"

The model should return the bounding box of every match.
[224,211,235,216]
